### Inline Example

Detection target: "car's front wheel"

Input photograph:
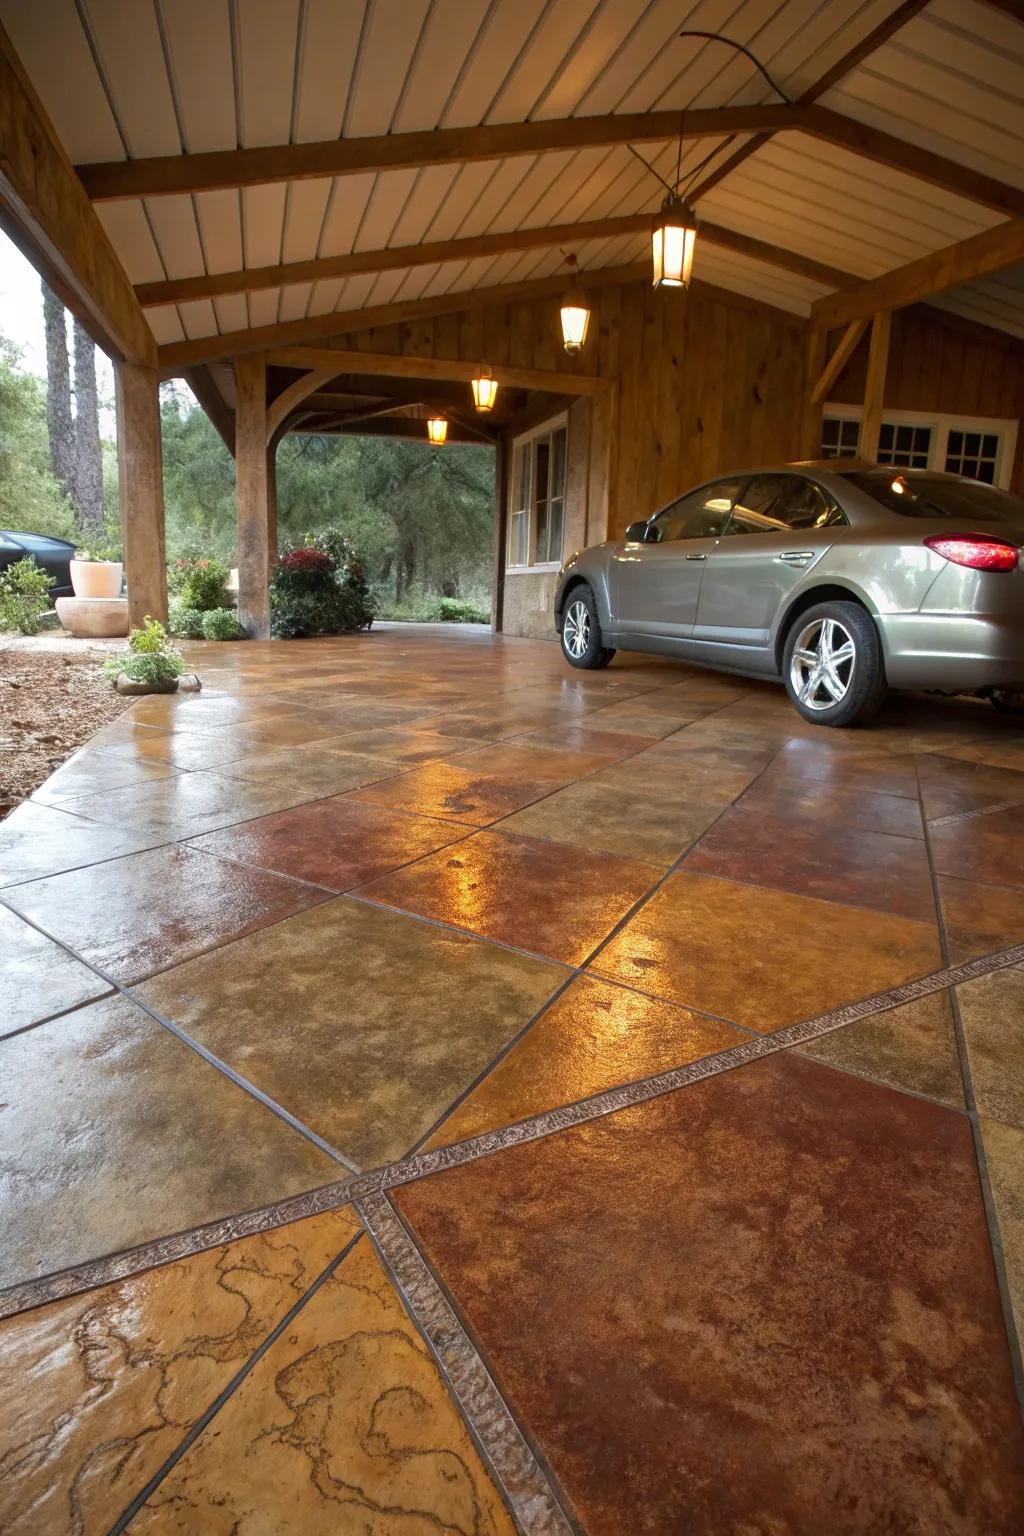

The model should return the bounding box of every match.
[782,600,886,726]
[560,584,615,670]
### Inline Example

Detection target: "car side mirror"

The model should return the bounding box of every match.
[625,521,650,543]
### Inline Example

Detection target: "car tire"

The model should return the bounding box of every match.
[560,584,615,670]
[782,600,886,727]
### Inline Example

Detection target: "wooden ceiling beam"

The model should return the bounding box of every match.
[0,22,154,364]
[136,212,855,309]
[182,365,235,453]
[811,218,1024,330]
[265,347,609,397]
[158,263,645,369]
[77,105,798,202]
[801,106,1024,220]
[158,262,808,371]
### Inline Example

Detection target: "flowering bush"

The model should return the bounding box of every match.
[270,528,376,638]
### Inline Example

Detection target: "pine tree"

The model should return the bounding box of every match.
[72,319,104,534]
[41,280,75,510]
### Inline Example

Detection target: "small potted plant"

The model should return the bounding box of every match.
[104,616,185,695]
[70,544,124,599]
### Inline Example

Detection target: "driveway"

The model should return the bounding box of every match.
[1,623,1023,1533]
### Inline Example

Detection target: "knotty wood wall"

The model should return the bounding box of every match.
[829,304,1024,489]
[339,276,809,541]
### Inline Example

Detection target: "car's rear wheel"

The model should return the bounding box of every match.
[783,600,886,727]
[560,585,615,670]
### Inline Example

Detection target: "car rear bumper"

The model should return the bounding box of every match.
[880,613,1024,691]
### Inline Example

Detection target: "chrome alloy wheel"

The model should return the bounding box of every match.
[789,616,856,712]
[563,598,591,660]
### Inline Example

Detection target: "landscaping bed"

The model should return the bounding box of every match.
[0,637,131,818]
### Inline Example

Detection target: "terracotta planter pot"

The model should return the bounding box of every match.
[70,560,123,599]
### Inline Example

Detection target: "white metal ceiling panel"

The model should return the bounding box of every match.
[1,0,123,162]
[235,0,301,147]
[194,191,244,276]
[391,0,491,133]
[158,0,237,154]
[95,202,166,284]
[293,0,366,142]
[344,0,431,138]
[80,0,180,158]
[145,194,205,279]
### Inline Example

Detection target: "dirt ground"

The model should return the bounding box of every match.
[0,635,131,818]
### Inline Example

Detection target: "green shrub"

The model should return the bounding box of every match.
[168,602,205,639]
[169,554,229,611]
[103,617,184,687]
[269,539,375,639]
[437,596,489,624]
[201,607,246,641]
[0,556,53,635]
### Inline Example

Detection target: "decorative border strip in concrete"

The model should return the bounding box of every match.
[927,797,1024,828]
[359,1190,576,1536]
[4,940,1022,1321]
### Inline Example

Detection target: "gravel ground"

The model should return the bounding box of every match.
[0,635,132,818]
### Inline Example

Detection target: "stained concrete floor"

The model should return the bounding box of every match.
[1,622,1023,1534]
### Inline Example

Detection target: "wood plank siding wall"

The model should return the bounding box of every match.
[335,278,807,635]
[339,279,808,535]
[828,305,1024,489]
[312,283,1022,637]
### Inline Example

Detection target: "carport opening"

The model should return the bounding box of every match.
[275,429,496,627]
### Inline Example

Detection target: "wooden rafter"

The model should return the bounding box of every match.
[812,219,1024,330]
[685,2,932,207]
[265,348,610,397]
[183,365,235,454]
[0,22,153,364]
[801,106,1024,220]
[136,212,856,309]
[77,105,797,202]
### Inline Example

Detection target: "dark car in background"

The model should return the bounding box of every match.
[0,532,76,596]
[554,463,1024,726]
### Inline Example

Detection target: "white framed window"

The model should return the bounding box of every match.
[507,415,568,571]
[820,406,1018,490]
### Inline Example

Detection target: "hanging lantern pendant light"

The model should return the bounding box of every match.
[471,367,498,413]
[426,415,448,445]
[652,190,697,290]
[559,252,590,356]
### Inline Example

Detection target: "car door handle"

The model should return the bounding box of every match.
[685,553,707,561]
[779,550,814,563]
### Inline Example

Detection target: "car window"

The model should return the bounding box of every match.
[726,475,846,535]
[647,479,742,543]
[0,534,25,554]
[842,471,1021,521]
[13,534,58,553]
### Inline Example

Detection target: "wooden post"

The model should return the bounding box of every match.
[266,443,279,581]
[860,311,892,463]
[800,329,828,458]
[491,435,508,634]
[116,362,167,627]
[235,352,270,637]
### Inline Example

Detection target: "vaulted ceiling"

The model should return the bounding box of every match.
[3,0,1023,357]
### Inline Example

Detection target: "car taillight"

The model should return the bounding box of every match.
[924,534,1019,572]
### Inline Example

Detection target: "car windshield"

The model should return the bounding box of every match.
[843,471,1022,522]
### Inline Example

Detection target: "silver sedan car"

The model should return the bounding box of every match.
[554,462,1024,726]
